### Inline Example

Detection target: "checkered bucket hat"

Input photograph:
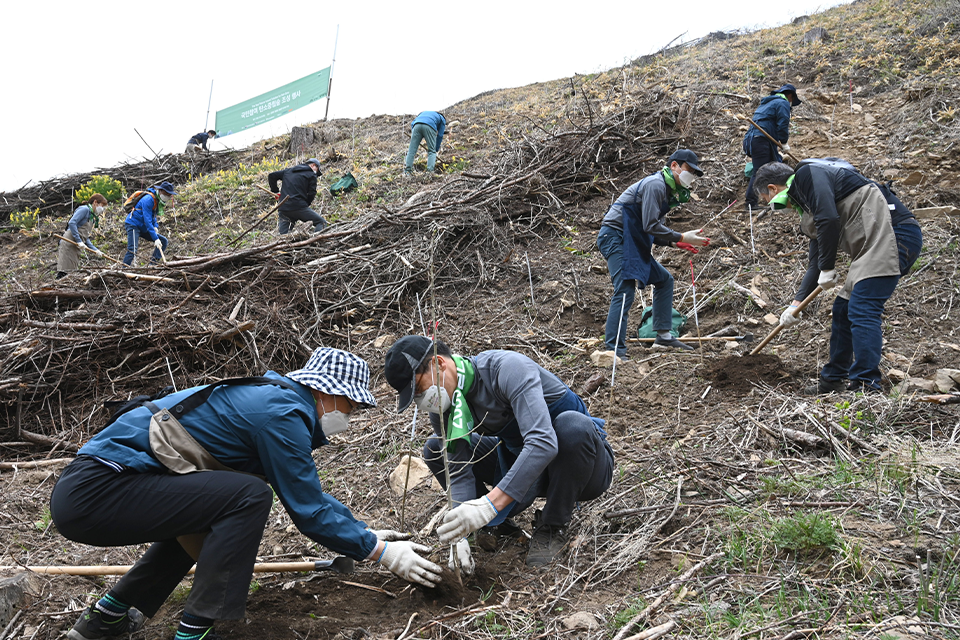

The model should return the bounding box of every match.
[286,348,377,408]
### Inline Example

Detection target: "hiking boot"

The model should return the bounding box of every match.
[482,517,524,539]
[67,606,145,640]
[653,335,694,351]
[801,378,847,395]
[56,271,68,279]
[526,523,568,567]
[847,380,883,394]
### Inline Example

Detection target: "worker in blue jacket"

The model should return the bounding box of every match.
[404,111,446,174]
[57,194,107,279]
[743,84,802,209]
[122,182,173,266]
[186,130,217,154]
[51,348,441,640]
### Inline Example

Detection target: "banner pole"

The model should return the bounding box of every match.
[204,80,214,131]
[323,25,339,122]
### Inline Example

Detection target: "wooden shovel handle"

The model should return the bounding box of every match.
[749,286,823,356]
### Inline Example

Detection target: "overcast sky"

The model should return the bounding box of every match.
[0,0,846,193]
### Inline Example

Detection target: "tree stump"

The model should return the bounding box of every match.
[289,126,316,157]
[0,572,40,627]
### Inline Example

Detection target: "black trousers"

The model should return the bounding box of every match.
[277,206,326,234]
[423,411,614,527]
[744,136,782,207]
[50,456,273,620]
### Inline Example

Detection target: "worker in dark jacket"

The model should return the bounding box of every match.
[755,159,914,394]
[743,84,801,208]
[122,182,172,266]
[51,348,441,640]
[57,194,106,278]
[404,111,446,174]
[267,159,326,234]
[385,336,614,569]
[186,130,217,154]
[596,149,710,356]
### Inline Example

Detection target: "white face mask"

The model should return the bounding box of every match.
[95,206,105,214]
[415,385,451,415]
[158,193,171,204]
[321,410,349,436]
[678,170,697,188]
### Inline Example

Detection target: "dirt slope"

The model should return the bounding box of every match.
[1,1,960,639]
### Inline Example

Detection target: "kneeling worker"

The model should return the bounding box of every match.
[267,158,327,235]
[385,336,614,569]
[51,348,441,640]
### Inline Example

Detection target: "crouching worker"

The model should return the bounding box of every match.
[384,336,614,569]
[51,348,441,640]
[122,182,173,266]
[755,159,916,394]
[57,194,107,279]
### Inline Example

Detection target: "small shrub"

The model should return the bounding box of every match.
[10,208,39,230]
[771,513,841,555]
[76,175,124,204]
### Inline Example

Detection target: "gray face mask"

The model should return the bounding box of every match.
[158,193,171,204]
[321,410,349,437]
[95,206,105,214]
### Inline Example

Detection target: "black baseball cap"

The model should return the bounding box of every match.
[668,149,704,177]
[774,84,802,106]
[384,335,434,412]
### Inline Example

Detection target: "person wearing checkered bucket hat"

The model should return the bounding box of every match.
[50,348,441,640]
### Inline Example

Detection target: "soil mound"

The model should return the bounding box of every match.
[704,354,790,392]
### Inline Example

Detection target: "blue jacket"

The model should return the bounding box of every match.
[78,371,378,560]
[188,132,212,150]
[67,205,99,251]
[744,93,792,147]
[618,171,683,284]
[411,111,446,150]
[124,189,161,241]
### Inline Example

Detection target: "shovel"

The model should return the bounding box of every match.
[749,286,823,356]
[0,557,355,576]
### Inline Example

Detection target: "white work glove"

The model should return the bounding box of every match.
[437,497,498,545]
[679,229,710,247]
[368,529,412,542]
[377,541,442,588]
[780,304,801,327]
[781,143,791,152]
[154,239,163,251]
[817,269,839,291]
[448,539,475,576]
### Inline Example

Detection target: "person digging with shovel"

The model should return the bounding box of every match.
[596,149,711,357]
[56,193,107,279]
[122,182,172,266]
[755,159,911,394]
[50,347,441,640]
[384,336,615,569]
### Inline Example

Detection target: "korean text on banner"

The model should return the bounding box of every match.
[215,67,330,137]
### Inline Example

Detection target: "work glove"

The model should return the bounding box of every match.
[448,539,475,576]
[437,496,498,545]
[675,241,699,254]
[817,269,839,291]
[368,529,412,542]
[377,541,443,588]
[780,304,801,327]
[274,192,281,201]
[154,239,163,251]
[781,143,791,152]
[680,230,710,247]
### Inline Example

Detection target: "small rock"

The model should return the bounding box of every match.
[581,372,605,395]
[725,341,739,349]
[561,612,598,631]
[559,296,575,310]
[273,545,284,556]
[590,350,622,367]
[887,369,907,383]
[935,369,960,393]
[864,113,876,125]
[763,313,780,325]
[801,27,829,43]
[898,378,937,394]
[388,456,438,496]
[882,169,898,179]
[852,103,863,112]
[373,334,395,349]
[901,171,925,186]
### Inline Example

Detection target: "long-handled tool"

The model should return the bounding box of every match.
[630,333,754,344]
[255,184,280,199]
[228,195,289,248]
[701,199,739,228]
[54,234,126,267]
[738,114,800,163]
[0,557,354,576]
[749,285,823,355]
